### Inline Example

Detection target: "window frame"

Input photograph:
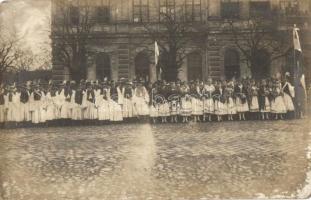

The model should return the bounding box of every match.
[95,5,111,24]
[159,0,176,21]
[249,1,271,18]
[184,0,202,22]
[220,0,241,19]
[133,0,150,23]
[69,6,80,25]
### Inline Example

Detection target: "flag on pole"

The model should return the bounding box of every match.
[293,25,307,103]
[300,74,307,97]
[293,24,302,52]
[155,41,160,66]
[155,41,162,80]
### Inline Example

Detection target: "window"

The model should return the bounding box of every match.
[249,1,271,18]
[185,0,201,22]
[95,6,110,23]
[224,49,240,79]
[160,0,175,20]
[279,0,299,15]
[221,0,240,19]
[187,52,202,81]
[69,6,80,25]
[133,0,149,23]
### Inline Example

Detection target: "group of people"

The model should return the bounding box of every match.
[0,72,306,128]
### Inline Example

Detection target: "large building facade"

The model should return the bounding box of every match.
[51,0,311,82]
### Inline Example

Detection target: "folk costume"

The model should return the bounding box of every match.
[271,81,287,117]
[109,84,123,121]
[97,85,110,121]
[249,85,259,113]
[133,83,150,116]
[203,83,215,116]
[282,81,295,112]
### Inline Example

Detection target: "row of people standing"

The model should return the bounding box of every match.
[149,75,296,123]
[0,79,150,126]
[0,74,298,127]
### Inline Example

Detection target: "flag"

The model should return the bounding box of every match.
[293,24,302,52]
[300,74,307,98]
[155,41,162,80]
[155,41,160,66]
[293,25,307,103]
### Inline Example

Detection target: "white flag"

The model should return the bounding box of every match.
[300,74,307,98]
[155,41,160,66]
[293,24,302,52]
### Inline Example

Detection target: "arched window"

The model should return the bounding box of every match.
[135,51,150,81]
[187,51,202,81]
[251,49,270,79]
[96,53,111,81]
[224,49,240,80]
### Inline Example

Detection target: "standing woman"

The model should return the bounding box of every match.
[58,81,69,120]
[225,81,236,121]
[191,80,203,122]
[168,82,179,123]
[282,72,295,118]
[84,82,96,122]
[158,82,170,123]
[203,78,215,122]
[72,82,84,122]
[179,82,192,123]
[19,83,29,124]
[213,81,225,122]
[11,84,22,124]
[249,80,260,119]
[123,81,135,119]
[234,80,248,121]
[97,82,110,122]
[258,79,271,120]
[31,84,42,124]
[150,83,160,123]
[133,80,150,117]
[68,81,77,122]
[6,84,15,123]
[23,81,33,123]
[39,84,48,124]
[45,81,57,122]
[93,81,102,122]
[271,80,287,120]
[109,81,123,122]
[0,84,5,126]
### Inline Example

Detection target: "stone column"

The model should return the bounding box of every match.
[63,66,70,81]
[111,52,119,81]
[149,63,157,83]
[208,0,220,18]
[240,0,250,19]
[86,52,96,81]
[178,58,188,82]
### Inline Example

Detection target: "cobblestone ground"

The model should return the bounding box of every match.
[0,119,311,200]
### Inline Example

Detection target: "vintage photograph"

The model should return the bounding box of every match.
[0,0,311,199]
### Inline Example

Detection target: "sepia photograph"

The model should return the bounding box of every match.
[0,0,311,199]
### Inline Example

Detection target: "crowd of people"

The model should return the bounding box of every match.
[0,72,307,128]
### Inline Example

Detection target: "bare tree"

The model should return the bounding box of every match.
[0,36,20,83]
[143,9,204,81]
[36,44,52,71]
[13,48,37,72]
[52,0,96,81]
[225,16,291,79]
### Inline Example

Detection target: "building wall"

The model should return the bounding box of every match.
[51,0,311,82]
